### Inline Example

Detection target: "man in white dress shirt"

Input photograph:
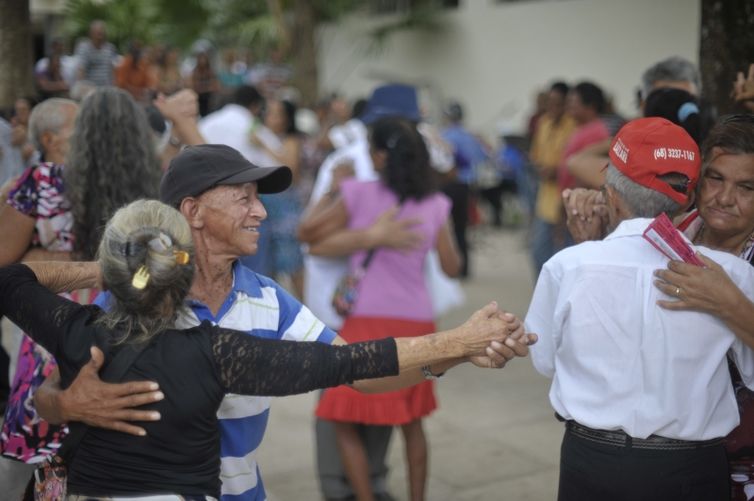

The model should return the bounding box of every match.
[527,117,754,501]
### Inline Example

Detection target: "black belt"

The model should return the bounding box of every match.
[565,420,724,451]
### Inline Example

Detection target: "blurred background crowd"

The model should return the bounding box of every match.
[0,0,753,499]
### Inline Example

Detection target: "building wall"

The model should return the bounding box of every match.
[318,0,700,140]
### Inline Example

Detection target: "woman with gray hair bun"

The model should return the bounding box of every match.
[95,200,194,343]
[0,199,529,500]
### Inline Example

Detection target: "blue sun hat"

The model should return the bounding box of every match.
[360,83,422,125]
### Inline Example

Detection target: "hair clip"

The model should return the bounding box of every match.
[148,232,173,252]
[173,250,190,265]
[677,102,699,123]
[132,265,150,289]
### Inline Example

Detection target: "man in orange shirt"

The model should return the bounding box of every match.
[115,41,157,104]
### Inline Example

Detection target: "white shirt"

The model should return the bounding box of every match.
[198,104,276,167]
[304,135,378,330]
[526,218,754,441]
[328,119,367,150]
[35,55,79,86]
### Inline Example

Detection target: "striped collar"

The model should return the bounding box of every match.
[187,261,263,322]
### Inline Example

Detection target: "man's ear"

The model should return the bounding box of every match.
[179,197,203,229]
[604,184,627,224]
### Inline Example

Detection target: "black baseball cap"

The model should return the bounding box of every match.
[160,144,292,207]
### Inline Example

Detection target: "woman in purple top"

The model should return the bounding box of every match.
[305,117,461,501]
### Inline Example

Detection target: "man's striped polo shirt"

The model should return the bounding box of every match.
[181,261,336,500]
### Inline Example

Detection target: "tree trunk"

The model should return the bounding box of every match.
[290,0,319,108]
[0,0,34,110]
[699,0,754,116]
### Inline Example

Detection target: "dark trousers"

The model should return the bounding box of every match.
[441,181,470,277]
[315,393,394,500]
[559,428,729,501]
[479,179,517,227]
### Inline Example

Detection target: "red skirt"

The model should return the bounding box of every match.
[316,316,438,425]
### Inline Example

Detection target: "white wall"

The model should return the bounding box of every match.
[317,0,700,141]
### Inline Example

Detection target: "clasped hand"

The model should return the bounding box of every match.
[458,302,538,369]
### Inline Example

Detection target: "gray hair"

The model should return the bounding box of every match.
[64,87,160,259]
[97,199,194,344]
[641,56,700,99]
[27,98,77,152]
[700,115,754,178]
[605,164,682,218]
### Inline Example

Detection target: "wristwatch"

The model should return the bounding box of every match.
[421,365,444,380]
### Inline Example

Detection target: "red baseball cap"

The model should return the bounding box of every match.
[608,117,700,204]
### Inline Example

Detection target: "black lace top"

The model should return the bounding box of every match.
[0,264,398,497]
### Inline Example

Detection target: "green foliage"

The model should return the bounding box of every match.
[202,0,275,52]
[201,0,363,55]
[312,0,364,22]
[368,0,445,45]
[63,0,208,51]
[62,0,442,60]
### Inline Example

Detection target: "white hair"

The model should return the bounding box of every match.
[641,56,700,99]
[27,98,77,152]
[605,164,682,218]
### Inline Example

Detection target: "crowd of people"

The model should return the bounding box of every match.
[2,15,754,501]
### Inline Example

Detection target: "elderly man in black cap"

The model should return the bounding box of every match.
[35,143,532,501]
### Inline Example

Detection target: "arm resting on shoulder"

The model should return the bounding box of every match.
[297,195,348,245]
[24,261,100,293]
[307,208,425,258]
[22,248,72,262]
[655,254,754,349]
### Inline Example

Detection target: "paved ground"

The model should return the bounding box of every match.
[259,226,563,500]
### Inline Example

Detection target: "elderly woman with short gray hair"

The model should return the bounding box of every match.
[0,198,529,500]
